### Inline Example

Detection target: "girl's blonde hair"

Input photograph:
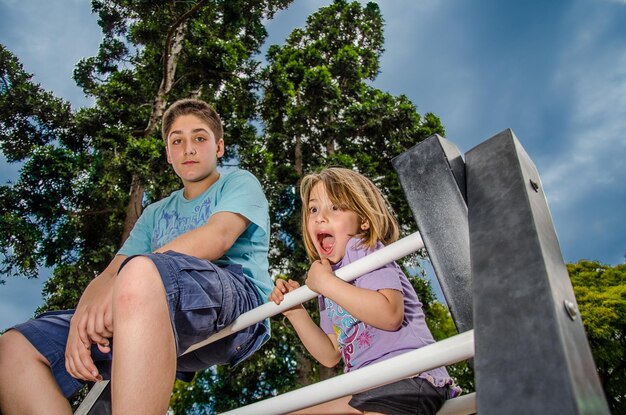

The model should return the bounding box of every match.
[300,167,399,261]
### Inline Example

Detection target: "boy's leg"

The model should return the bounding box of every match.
[0,330,72,415]
[111,256,176,414]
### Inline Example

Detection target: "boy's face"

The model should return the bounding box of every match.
[306,182,368,264]
[165,114,224,187]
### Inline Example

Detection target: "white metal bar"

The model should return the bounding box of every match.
[221,329,474,415]
[182,232,425,355]
[74,379,110,415]
[437,392,476,415]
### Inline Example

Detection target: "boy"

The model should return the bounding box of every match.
[0,99,272,414]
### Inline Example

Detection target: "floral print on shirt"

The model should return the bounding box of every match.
[326,297,374,370]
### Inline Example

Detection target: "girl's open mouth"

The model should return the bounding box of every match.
[317,232,335,255]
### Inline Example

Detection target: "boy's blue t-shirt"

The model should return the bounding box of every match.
[118,168,272,301]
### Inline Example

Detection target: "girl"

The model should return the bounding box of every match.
[270,167,460,415]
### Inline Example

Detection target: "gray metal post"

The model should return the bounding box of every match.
[466,129,609,414]
[392,134,473,334]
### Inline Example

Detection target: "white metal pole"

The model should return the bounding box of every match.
[221,329,474,415]
[182,232,425,355]
[437,392,476,415]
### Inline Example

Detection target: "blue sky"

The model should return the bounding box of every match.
[1,0,625,330]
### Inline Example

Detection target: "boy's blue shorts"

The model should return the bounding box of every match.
[11,251,267,398]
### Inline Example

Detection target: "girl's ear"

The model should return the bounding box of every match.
[360,219,370,231]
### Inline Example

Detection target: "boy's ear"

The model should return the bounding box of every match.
[360,219,370,231]
[216,138,225,158]
[165,142,172,164]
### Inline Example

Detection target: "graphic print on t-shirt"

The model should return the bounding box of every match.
[325,297,374,370]
[151,197,212,249]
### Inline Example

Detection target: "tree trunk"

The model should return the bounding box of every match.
[319,364,336,381]
[296,353,313,386]
[120,2,207,243]
[120,176,145,246]
[295,135,303,176]
[326,136,335,156]
[120,21,185,244]
[143,22,187,137]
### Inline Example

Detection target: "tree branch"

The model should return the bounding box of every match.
[161,0,209,89]
[142,0,209,138]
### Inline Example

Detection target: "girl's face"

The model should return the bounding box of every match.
[306,182,368,264]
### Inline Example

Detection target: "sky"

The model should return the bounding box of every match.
[1,0,625,330]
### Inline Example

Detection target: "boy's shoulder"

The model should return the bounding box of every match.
[220,168,261,185]
[218,169,266,197]
[144,188,184,211]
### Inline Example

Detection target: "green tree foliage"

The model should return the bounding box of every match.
[2,0,294,408]
[425,300,474,393]
[259,0,444,280]
[568,260,626,412]
[213,0,448,408]
[0,45,78,282]
[1,0,291,306]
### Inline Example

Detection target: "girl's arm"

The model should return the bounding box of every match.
[306,259,405,331]
[284,307,342,367]
[270,279,341,367]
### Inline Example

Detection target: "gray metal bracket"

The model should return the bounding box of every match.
[466,128,609,414]
[392,134,473,334]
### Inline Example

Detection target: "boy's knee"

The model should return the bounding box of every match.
[114,256,165,312]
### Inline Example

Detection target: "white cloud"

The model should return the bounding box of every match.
[541,18,626,207]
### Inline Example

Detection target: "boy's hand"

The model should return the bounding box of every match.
[81,294,114,354]
[269,279,305,316]
[66,298,113,381]
[64,261,120,382]
[66,310,103,382]
[75,274,114,355]
[305,258,336,295]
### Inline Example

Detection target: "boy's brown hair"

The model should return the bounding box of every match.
[161,98,223,141]
[300,167,400,262]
